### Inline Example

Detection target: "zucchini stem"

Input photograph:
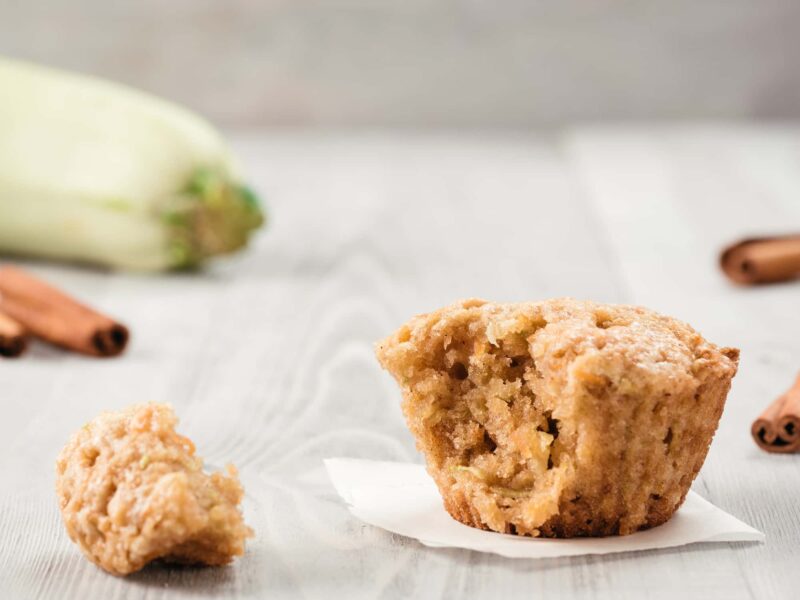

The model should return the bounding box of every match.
[162,168,265,268]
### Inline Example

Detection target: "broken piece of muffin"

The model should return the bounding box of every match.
[56,403,252,575]
[376,298,739,537]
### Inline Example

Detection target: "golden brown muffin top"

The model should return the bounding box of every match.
[377,297,738,396]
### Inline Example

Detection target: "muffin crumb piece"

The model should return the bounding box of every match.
[56,403,253,575]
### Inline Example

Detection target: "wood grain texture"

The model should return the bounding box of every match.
[0,128,796,598]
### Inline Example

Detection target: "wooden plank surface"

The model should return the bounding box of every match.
[0,129,795,599]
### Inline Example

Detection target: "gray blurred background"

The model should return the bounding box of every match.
[3,0,799,129]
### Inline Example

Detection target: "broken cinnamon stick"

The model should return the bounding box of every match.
[0,266,129,357]
[751,373,800,453]
[720,235,800,285]
[0,309,27,358]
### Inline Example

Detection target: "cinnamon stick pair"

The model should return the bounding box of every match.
[0,266,128,358]
[720,235,800,285]
[752,374,800,453]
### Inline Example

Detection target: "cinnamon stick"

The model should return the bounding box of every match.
[751,373,800,453]
[0,309,27,358]
[0,266,129,357]
[720,235,800,285]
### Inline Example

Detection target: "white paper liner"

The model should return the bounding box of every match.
[325,458,764,559]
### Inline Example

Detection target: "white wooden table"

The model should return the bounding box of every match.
[2,126,798,599]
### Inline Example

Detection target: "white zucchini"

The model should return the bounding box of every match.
[0,57,263,270]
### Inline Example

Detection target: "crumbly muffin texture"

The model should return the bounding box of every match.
[376,298,739,537]
[56,403,252,575]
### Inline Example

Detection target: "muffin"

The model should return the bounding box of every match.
[56,403,252,575]
[375,298,738,537]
